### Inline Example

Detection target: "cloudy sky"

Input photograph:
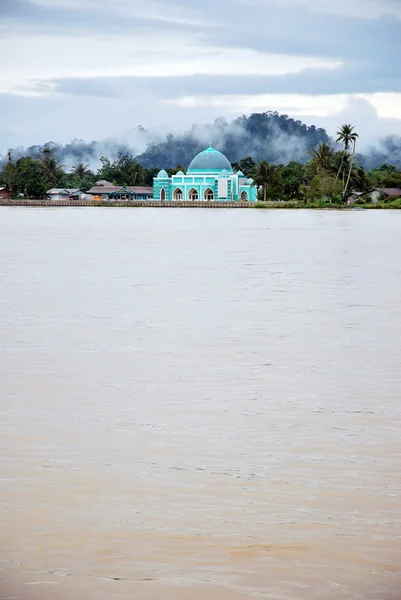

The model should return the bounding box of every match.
[0,0,400,153]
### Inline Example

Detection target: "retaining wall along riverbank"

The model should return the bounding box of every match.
[0,200,254,208]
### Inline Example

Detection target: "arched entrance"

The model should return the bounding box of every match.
[173,187,183,201]
[188,188,199,201]
[240,191,248,201]
[160,188,166,201]
[204,188,214,201]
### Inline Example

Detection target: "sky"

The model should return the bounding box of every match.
[0,0,400,154]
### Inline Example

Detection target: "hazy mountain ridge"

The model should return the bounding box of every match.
[1,112,400,170]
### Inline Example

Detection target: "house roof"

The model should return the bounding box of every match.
[0,187,10,192]
[373,188,401,196]
[87,186,125,194]
[47,188,81,194]
[87,185,153,195]
[126,186,153,194]
[381,188,401,196]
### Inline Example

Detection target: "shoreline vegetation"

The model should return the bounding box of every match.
[1,117,401,207]
[1,199,401,209]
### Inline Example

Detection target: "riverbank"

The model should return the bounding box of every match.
[1,199,400,209]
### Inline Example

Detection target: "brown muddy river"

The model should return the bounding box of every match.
[0,207,400,600]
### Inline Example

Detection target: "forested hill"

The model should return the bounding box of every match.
[136,112,330,169]
[2,111,400,169]
[0,112,330,170]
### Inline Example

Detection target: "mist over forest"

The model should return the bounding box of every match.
[1,111,401,170]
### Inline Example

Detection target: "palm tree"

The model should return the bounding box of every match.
[71,162,90,178]
[125,162,145,186]
[336,124,359,192]
[307,143,334,174]
[43,157,64,186]
[344,128,359,196]
[251,160,279,203]
[332,150,349,182]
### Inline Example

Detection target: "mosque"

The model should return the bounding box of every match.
[153,146,257,202]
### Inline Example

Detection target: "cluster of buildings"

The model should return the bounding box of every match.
[46,147,258,203]
[47,184,153,202]
[2,146,400,204]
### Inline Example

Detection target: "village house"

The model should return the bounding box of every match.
[47,188,81,201]
[86,180,153,201]
[348,188,401,204]
[0,187,12,200]
[347,191,366,204]
[369,188,401,203]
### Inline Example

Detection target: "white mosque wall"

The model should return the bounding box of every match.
[218,178,228,199]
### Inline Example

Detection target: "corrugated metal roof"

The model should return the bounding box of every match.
[87,186,153,194]
[127,186,153,194]
[47,188,81,194]
[87,186,125,194]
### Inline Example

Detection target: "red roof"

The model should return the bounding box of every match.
[377,188,401,196]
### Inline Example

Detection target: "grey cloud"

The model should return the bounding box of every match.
[0,0,198,35]
[3,0,400,93]
[51,60,401,100]
[1,0,401,151]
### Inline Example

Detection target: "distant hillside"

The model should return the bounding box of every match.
[1,111,401,169]
[136,112,330,169]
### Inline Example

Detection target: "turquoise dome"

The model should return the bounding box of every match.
[188,146,232,173]
[157,169,168,178]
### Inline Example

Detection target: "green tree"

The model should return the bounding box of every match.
[40,148,64,188]
[308,173,342,201]
[1,152,18,197]
[97,153,145,186]
[368,164,401,188]
[71,162,91,178]
[97,157,114,182]
[144,167,160,186]
[168,165,186,176]
[16,157,47,198]
[252,160,283,202]
[232,156,257,177]
[280,161,305,200]
[307,143,334,175]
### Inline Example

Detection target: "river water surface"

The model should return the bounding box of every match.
[0,207,400,600]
